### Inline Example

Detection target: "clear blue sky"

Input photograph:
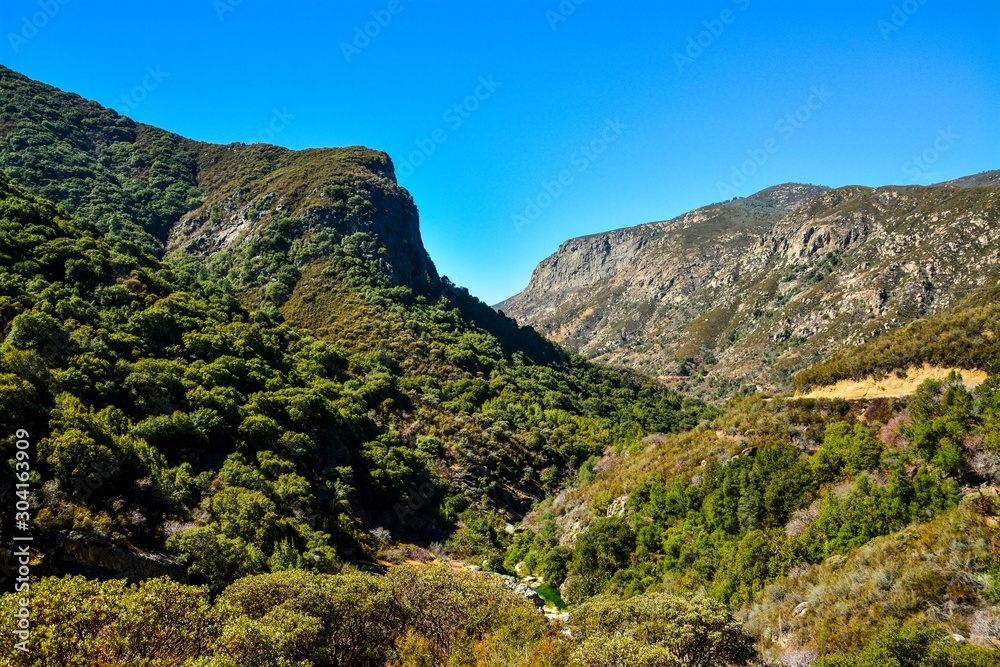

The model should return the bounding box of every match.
[2,1,998,304]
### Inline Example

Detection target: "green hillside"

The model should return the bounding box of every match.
[0,65,709,596]
[0,64,998,666]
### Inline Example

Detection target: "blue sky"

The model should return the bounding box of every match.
[2,1,998,304]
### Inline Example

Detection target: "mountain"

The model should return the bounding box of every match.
[2,66,1000,667]
[506,284,1000,662]
[494,183,827,324]
[0,64,437,289]
[498,179,1000,397]
[0,66,708,592]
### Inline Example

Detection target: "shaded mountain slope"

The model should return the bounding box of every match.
[0,69,709,592]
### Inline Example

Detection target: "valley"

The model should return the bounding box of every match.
[0,63,998,666]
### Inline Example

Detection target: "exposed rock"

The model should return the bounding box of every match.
[51,531,187,583]
[545,610,570,624]
[496,180,1000,394]
[489,573,545,608]
[606,494,629,517]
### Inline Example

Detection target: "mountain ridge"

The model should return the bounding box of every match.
[498,178,1000,397]
[0,63,438,290]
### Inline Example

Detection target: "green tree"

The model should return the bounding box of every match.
[568,517,635,600]
[5,309,64,351]
[543,545,574,587]
[570,592,757,666]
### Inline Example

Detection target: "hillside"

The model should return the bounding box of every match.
[794,280,1000,394]
[498,179,1000,398]
[0,64,436,288]
[0,68,708,592]
[1,64,999,666]
[490,283,1000,661]
[502,373,1000,662]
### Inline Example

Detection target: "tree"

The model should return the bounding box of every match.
[569,517,635,600]
[448,508,509,558]
[570,592,757,666]
[220,569,403,666]
[544,545,574,587]
[0,576,216,665]
[386,564,544,660]
[211,486,280,546]
[7,308,63,355]
[811,422,883,482]
[166,526,267,593]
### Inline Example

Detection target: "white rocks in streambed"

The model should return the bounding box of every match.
[488,572,545,608]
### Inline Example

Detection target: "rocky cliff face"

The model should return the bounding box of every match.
[169,142,440,289]
[495,226,652,322]
[497,184,828,326]
[498,179,1000,397]
[0,65,439,291]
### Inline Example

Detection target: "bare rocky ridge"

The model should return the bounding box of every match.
[497,178,1000,397]
[940,169,1000,188]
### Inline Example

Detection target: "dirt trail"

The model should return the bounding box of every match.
[796,365,987,400]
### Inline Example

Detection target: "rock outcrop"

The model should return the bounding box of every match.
[497,179,1000,395]
[489,572,545,608]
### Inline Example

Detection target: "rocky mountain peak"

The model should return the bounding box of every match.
[498,177,1000,397]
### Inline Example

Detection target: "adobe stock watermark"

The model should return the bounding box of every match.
[9,429,33,653]
[7,0,70,53]
[513,118,627,233]
[546,0,585,31]
[396,75,501,179]
[246,108,295,145]
[341,0,404,64]
[109,66,169,115]
[213,0,242,21]
[878,0,929,39]
[716,85,832,198]
[674,0,751,73]
[902,128,959,182]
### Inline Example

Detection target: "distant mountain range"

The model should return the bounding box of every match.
[497,174,1000,397]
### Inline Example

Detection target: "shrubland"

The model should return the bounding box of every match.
[0,150,706,594]
[0,64,998,665]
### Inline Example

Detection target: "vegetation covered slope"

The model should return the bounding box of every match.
[0,64,436,288]
[793,280,1000,393]
[1,64,998,666]
[499,180,1000,398]
[0,564,765,667]
[0,75,707,594]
